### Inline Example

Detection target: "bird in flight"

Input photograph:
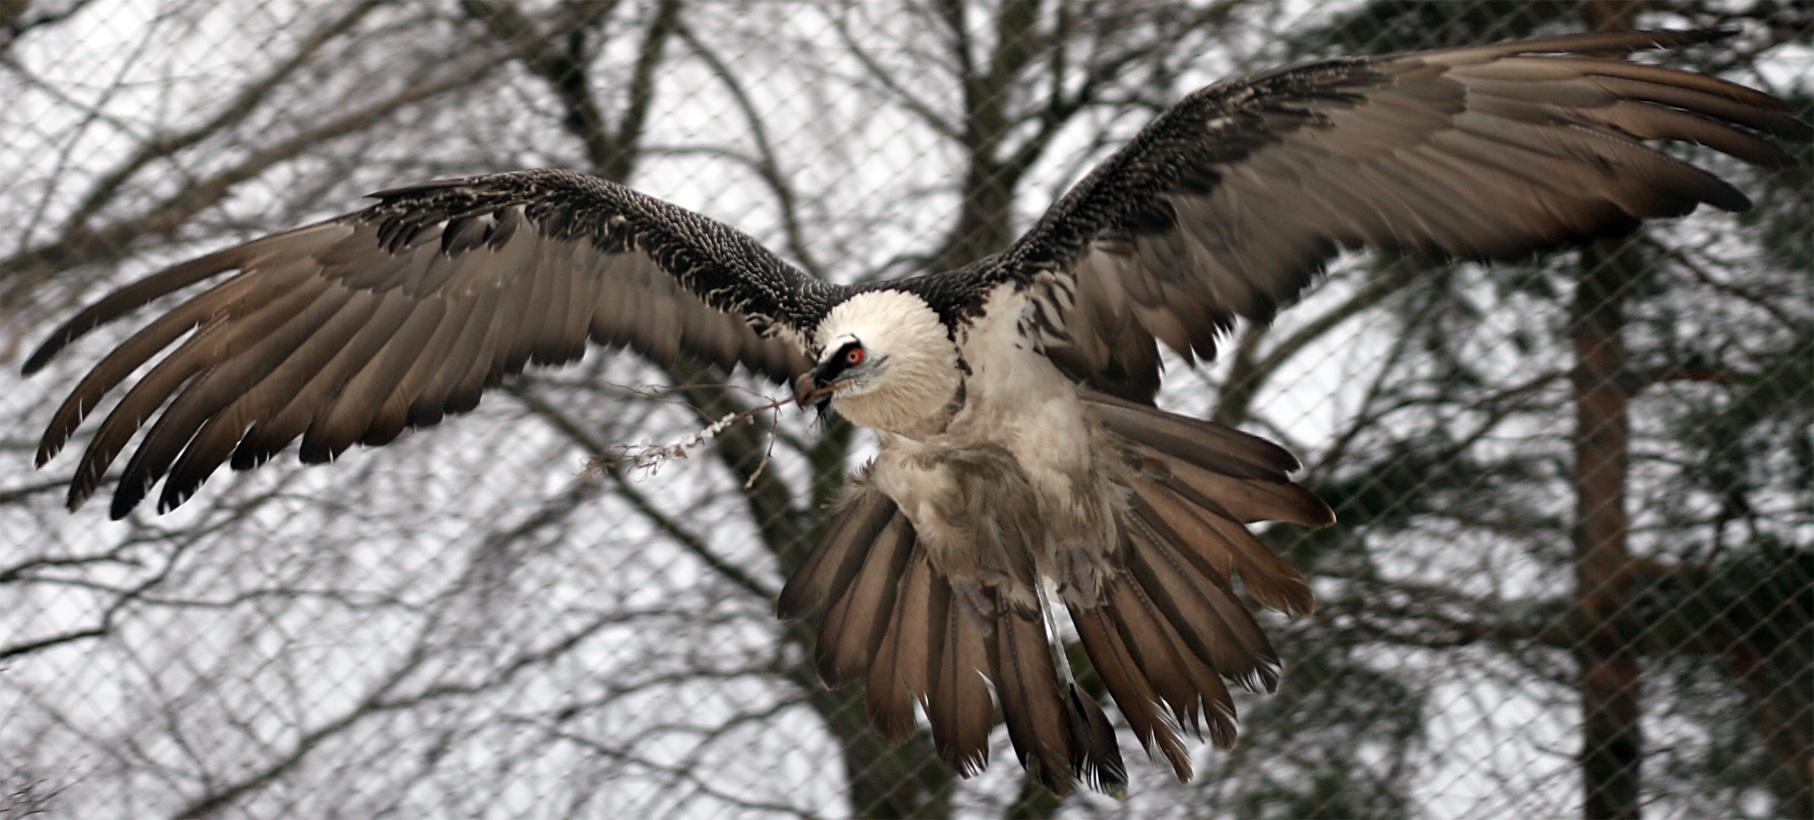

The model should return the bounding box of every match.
[23,29,1807,795]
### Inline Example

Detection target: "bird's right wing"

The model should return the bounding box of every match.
[24,169,839,517]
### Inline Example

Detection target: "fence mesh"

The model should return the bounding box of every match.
[2,1,1810,817]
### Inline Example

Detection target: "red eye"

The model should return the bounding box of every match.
[845,347,865,366]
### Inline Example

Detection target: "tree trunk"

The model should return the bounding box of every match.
[1571,242,1642,820]
[802,677,955,818]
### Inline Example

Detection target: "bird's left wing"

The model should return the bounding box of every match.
[24,169,838,517]
[982,29,1809,402]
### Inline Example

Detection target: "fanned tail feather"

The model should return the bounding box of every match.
[1065,682,1129,797]
[815,516,916,686]
[991,604,1076,793]
[1070,600,1195,781]
[786,483,1128,795]
[776,487,894,620]
[989,603,1128,796]
[926,571,993,776]
[866,544,934,743]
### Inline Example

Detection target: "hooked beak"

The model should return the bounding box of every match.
[792,371,836,417]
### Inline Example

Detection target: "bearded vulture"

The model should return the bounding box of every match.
[22,30,1808,795]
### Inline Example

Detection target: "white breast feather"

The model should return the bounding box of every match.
[959,285,1096,500]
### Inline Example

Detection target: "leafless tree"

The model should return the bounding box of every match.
[2,1,1807,817]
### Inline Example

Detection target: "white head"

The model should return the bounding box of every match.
[800,290,962,436]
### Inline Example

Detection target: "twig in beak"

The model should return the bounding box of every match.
[791,374,841,408]
[584,392,799,479]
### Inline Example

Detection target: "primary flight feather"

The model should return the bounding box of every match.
[24,29,1808,794]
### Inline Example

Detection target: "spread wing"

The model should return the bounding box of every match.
[984,29,1809,402]
[24,169,839,517]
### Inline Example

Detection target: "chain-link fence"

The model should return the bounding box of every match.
[2,0,1809,817]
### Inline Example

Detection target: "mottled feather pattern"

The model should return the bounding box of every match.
[364,170,841,337]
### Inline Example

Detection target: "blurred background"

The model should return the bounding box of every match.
[1,0,1809,817]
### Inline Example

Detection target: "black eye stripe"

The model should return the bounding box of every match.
[819,340,864,379]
